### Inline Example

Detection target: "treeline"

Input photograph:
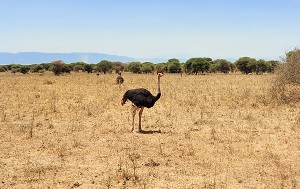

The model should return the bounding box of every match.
[0,56,280,75]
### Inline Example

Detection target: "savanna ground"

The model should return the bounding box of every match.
[0,71,299,189]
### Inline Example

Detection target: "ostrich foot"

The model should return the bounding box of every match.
[132,129,144,133]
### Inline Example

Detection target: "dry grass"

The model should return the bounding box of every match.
[0,71,299,188]
[271,49,300,104]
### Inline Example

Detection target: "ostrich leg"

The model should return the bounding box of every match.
[131,106,138,132]
[138,106,144,132]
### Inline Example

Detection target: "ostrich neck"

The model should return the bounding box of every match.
[157,76,161,94]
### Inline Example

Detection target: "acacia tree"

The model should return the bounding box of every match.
[167,58,181,73]
[96,60,113,74]
[184,59,193,74]
[127,62,142,73]
[141,62,154,73]
[83,63,93,73]
[255,59,268,74]
[213,59,232,73]
[185,57,211,74]
[267,60,280,73]
[112,61,125,73]
[71,62,86,72]
[155,63,167,73]
[235,57,256,74]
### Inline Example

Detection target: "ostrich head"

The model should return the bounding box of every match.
[157,69,164,78]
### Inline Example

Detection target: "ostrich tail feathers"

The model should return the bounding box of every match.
[121,98,126,106]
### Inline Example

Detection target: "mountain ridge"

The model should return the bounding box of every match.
[0,52,241,65]
[0,52,137,65]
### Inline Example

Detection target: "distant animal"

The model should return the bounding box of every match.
[121,72,164,133]
[116,71,124,87]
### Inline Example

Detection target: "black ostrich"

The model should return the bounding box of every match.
[116,71,124,87]
[121,73,164,133]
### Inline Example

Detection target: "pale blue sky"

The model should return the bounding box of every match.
[1,0,300,61]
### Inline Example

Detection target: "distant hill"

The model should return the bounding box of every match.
[0,52,137,65]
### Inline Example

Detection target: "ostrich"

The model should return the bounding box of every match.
[116,71,124,87]
[121,72,163,133]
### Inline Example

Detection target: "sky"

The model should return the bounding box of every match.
[1,0,300,62]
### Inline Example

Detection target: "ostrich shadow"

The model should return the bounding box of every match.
[137,129,162,134]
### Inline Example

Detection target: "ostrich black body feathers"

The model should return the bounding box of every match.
[122,88,161,108]
[116,75,124,84]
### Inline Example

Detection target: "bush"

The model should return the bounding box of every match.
[272,48,300,103]
[31,64,45,73]
[63,64,73,73]
[0,66,7,72]
[20,66,30,74]
[51,60,65,75]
